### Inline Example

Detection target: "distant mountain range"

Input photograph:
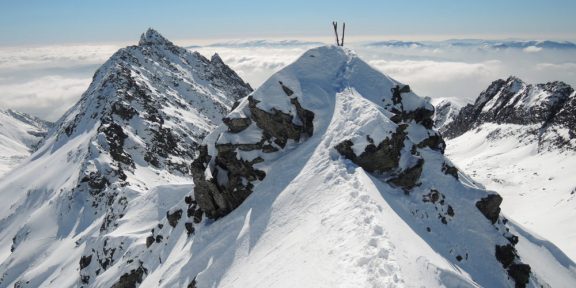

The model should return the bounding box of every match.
[365,39,576,50]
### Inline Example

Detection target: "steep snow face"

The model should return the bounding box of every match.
[0,109,50,177]
[173,46,573,288]
[443,76,575,151]
[0,29,251,287]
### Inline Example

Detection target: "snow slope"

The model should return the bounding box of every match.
[446,123,576,262]
[0,109,50,177]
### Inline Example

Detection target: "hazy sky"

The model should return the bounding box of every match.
[1,0,576,45]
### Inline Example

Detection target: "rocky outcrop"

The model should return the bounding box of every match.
[193,81,315,219]
[441,76,575,151]
[475,194,503,224]
[335,125,407,174]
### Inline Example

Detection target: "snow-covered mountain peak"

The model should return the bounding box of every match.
[0,29,252,288]
[138,28,174,46]
[442,76,575,150]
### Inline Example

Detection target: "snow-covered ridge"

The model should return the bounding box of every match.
[182,45,574,287]
[442,76,575,151]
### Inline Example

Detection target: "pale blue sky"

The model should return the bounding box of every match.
[1,0,575,45]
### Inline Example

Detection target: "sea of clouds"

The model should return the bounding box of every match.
[1,39,575,121]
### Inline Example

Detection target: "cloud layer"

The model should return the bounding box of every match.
[1,40,575,121]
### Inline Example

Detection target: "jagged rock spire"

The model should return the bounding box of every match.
[139,28,174,46]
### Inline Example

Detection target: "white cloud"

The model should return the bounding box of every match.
[523,46,543,53]
[0,75,90,121]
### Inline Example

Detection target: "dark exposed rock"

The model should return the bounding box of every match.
[98,123,133,167]
[495,244,531,288]
[416,134,446,153]
[248,96,312,148]
[185,222,195,236]
[167,209,183,228]
[80,255,93,270]
[508,264,531,288]
[496,244,516,268]
[279,81,294,96]
[335,124,426,192]
[476,194,503,224]
[187,277,197,288]
[146,236,154,248]
[397,107,435,129]
[155,235,163,243]
[193,94,315,219]
[423,189,441,203]
[192,146,223,219]
[111,264,147,288]
[290,98,315,138]
[223,117,252,133]
[111,101,138,120]
[441,163,459,179]
[335,125,407,174]
[193,209,203,224]
[184,196,194,205]
[81,172,110,191]
[388,158,424,191]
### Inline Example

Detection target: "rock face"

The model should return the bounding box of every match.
[441,76,575,151]
[193,81,315,219]
[0,28,251,287]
